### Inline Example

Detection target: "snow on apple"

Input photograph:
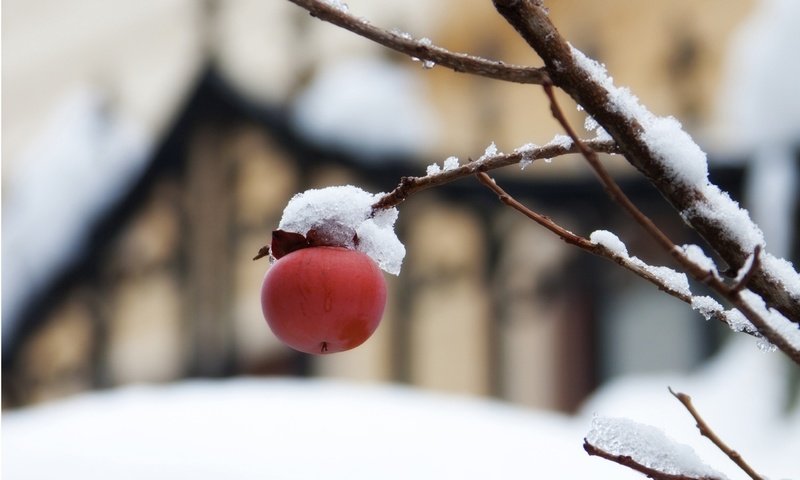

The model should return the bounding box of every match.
[277,185,405,274]
[261,185,404,354]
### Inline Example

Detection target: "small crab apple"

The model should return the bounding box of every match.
[261,245,387,354]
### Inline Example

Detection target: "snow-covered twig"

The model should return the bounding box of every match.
[669,388,764,480]
[371,138,617,210]
[584,416,727,480]
[475,173,756,335]
[287,0,549,85]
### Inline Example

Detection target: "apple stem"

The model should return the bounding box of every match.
[321,342,329,353]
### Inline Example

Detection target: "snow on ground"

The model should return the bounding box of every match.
[2,379,604,480]
[3,338,797,479]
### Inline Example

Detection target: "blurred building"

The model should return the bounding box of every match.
[6,0,790,411]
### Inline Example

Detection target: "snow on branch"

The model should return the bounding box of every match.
[287,0,800,362]
[287,0,550,85]
[584,416,728,480]
[371,138,617,210]
[538,80,800,360]
[491,0,800,332]
[585,389,780,480]
[473,172,764,339]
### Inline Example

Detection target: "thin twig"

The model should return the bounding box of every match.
[542,83,685,263]
[668,388,764,480]
[287,0,549,84]
[476,172,591,248]
[474,171,754,334]
[371,138,617,210]
[583,441,723,480]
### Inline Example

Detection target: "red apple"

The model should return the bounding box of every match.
[261,246,387,354]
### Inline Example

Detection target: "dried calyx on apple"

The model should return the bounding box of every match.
[257,186,405,355]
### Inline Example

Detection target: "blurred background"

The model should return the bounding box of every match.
[3,0,799,426]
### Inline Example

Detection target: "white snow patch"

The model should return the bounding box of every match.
[641,265,690,298]
[590,230,629,256]
[426,156,458,175]
[442,156,459,171]
[722,308,759,336]
[1,379,613,480]
[514,142,539,153]
[685,184,765,254]
[478,141,499,162]
[739,289,800,352]
[391,29,413,41]
[761,253,800,303]
[277,186,405,275]
[570,45,708,187]
[291,58,439,159]
[514,142,539,169]
[590,230,690,297]
[690,296,724,321]
[4,338,798,480]
[417,38,436,69]
[586,416,728,479]
[545,134,573,149]
[680,244,718,277]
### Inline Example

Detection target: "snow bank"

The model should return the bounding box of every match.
[4,339,797,480]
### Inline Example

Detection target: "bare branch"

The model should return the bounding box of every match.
[287,0,549,84]
[669,388,764,480]
[475,171,591,248]
[371,138,617,210]
[583,441,723,480]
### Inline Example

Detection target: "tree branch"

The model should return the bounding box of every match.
[669,388,764,480]
[583,441,723,480]
[371,138,617,210]
[475,171,593,249]
[491,0,800,327]
[540,80,800,364]
[474,171,754,334]
[287,0,550,84]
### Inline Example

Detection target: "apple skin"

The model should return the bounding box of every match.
[261,246,387,354]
